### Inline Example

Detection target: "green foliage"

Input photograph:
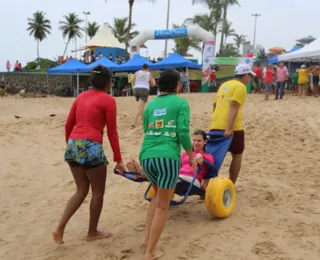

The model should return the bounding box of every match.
[87,22,100,39]
[23,58,59,70]
[172,24,201,56]
[27,11,51,42]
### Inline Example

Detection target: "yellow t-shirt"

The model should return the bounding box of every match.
[298,69,308,84]
[128,73,135,87]
[210,79,247,131]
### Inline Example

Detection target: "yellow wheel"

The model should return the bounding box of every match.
[145,183,175,200]
[205,177,236,218]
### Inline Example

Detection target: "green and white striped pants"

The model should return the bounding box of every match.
[141,158,180,189]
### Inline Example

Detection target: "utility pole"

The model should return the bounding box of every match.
[83,11,91,43]
[251,13,261,55]
[164,0,171,58]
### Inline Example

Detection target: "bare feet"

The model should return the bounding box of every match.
[52,231,65,245]
[235,184,243,193]
[145,249,164,260]
[86,231,113,241]
[141,240,148,249]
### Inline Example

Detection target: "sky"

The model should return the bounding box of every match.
[0,0,319,70]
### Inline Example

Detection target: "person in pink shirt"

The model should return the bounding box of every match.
[264,64,274,101]
[275,63,289,100]
[6,61,11,72]
[179,130,214,189]
[125,130,214,190]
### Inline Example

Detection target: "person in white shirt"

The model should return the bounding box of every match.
[130,64,156,127]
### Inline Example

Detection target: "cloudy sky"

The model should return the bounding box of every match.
[0,0,318,70]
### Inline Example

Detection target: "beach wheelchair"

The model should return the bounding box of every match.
[115,131,236,218]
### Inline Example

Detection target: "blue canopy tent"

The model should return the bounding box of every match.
[268,46,302,64]
[48,59,87,96]
[112,54,154,72]
[48,59,87,74]
[151,52,202,70]
[152,52,202,94]
[78,57,119,73]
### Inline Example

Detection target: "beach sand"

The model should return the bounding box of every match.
[0,94,320,260]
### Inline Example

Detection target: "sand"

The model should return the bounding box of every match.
[0,93,320,260]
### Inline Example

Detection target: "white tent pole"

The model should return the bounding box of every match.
[77,73,79,96]
[47,73,49,96]
[186,67,190,94]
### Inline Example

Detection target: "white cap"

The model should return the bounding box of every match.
[234,64,256,76]
[301,64,306,68]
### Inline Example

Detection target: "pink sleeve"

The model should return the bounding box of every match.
[203,153,214,164]
[181,152,187,163]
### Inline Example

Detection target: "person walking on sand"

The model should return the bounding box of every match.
[52,65,126,245]
[130,64,156,127]
[275,63,289,100]
[209,64,254,191]
[264,64,274,101]
[139,69,197,260]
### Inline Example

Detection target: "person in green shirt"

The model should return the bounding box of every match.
[140,69,197,260]
[291,70,298,96]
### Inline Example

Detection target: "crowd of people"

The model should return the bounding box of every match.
[5,60,23,72]
[252,62,319,101]
[51,62,253,260]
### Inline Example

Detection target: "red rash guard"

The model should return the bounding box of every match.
[65,89,122,162]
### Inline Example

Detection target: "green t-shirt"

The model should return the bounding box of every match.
[291,72,298,85]
[139,94,192,162]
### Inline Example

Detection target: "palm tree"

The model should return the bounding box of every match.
[27,11,51,62]
[219,21,236,43]
[59,13,84,57]
[109,17,139,44]
[184,12,217,60]
[105,0,156,52]
[184,11,218,39]
[220,43,238,56]
[127,0,156,52]
[233,34,246,51]
[192,0,223,38]
[171,24,201,56]
[220,0,240,51]
[87,22,100,39]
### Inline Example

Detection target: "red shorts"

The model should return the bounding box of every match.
[210,129,245,155]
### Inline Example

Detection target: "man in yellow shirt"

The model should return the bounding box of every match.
[210,64,254,187]
[298,64,308,97]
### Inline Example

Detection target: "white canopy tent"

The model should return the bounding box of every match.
[84,23,125,49]
[278,38,320,62]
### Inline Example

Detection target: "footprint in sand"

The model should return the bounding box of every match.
[120,249,133,259]
[134,223,145,232]
[252,240,283,256]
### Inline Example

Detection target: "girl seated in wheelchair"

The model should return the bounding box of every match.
[125,130,214,190]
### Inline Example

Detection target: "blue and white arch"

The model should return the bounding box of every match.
[130,26,215,92]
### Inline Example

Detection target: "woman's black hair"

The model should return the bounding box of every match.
[159,69,180,93]
[89,65,112,90]
[193,130,207,151]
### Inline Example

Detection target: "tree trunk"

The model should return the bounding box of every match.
[126,1,134,53]
[37,40,40,61]
[219,0,228,53]
[63,41,70,58]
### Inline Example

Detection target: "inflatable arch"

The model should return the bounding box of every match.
[130,26,215,92]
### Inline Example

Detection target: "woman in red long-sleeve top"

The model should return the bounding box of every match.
[53,65,126,245]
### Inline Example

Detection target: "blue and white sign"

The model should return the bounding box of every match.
[154,28,188,40]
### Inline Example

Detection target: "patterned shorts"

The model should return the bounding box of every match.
[64,139,109,169]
